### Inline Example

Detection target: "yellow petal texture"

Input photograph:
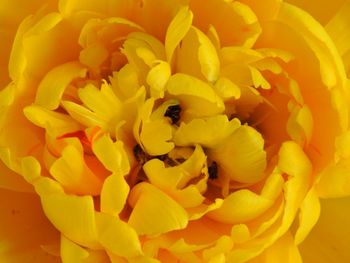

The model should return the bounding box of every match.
[165,6,193,62]
[92,134,130,175]
[173,115,240,148]
[146,61,171,99]
[24,105,81,137]
[0,188,60,263]
[294,187,320,245]
[286,0,347,25]
[299,197,350,263]
[176,26,220,83]
[208,172,283,224]
[21,157,99,248]
[249,232,302,263]
[189,0,261,47]
[0,0,57,86]
[50,139,103,195]
[209,125,267,184]
[166,73,225,119]
[2,0,350,262]
[95,212,142,258]
[60,235,110,263]
[275,3,349,131]
[134,98,174,155]
[128,183,188,235]
[100,172,130,216]
[143,145,207,208]
[35,62,87,110]
[9,11,80,80]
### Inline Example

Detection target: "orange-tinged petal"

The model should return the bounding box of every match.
[11,12,80,80]
[325,1,350,57]
[316,160,350,198]
[190,0,261,47]
[0,158,34,192]
[231,224,250,244]
[128,183,188,235]
[277,141,312,233]
[0,188,60,263]
[0,0,57,84]
[294,187,320,245]
[240,0,282,21]
[286,0,347,25]
[286,103,313,145]
[110,63,140,100]
[24,164,101,250]
[79,42,109,68]
[248,232,302,263]
[299,197,350,263]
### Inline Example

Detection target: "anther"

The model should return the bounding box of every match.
[164,104,181,124]
[208,161,218,180]
[133,144,148,164]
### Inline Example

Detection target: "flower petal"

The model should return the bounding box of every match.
[100,173,129,216]
[35,62,87,110]
[0,188,60,263]
[92,134,130,175]
[24,105,81,137]
[50,142,103,195]
[128,183,188,235]
[166,73,225,119]
[294,187,320,245]
[96,212,142,258]
[165,6,193,62]
[209,125,267,184]
[176,26,220,83]
[173,115,240,148]
[249,232,302,263]
[299,197,350,263]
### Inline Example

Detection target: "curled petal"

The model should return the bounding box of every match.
[128,183,188,235]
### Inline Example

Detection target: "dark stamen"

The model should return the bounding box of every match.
[164,104,181,124]
[133,144,148,164]
[208,161,218,180]
[155,154,168,161]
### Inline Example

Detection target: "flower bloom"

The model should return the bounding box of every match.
[1,0,350,262]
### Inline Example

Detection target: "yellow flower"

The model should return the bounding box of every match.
[1,0,350,262]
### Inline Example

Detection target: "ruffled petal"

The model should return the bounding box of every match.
[128,183,188,235]
[209,125,267,184]
[166,73,225,119]
[35,62,87,110]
